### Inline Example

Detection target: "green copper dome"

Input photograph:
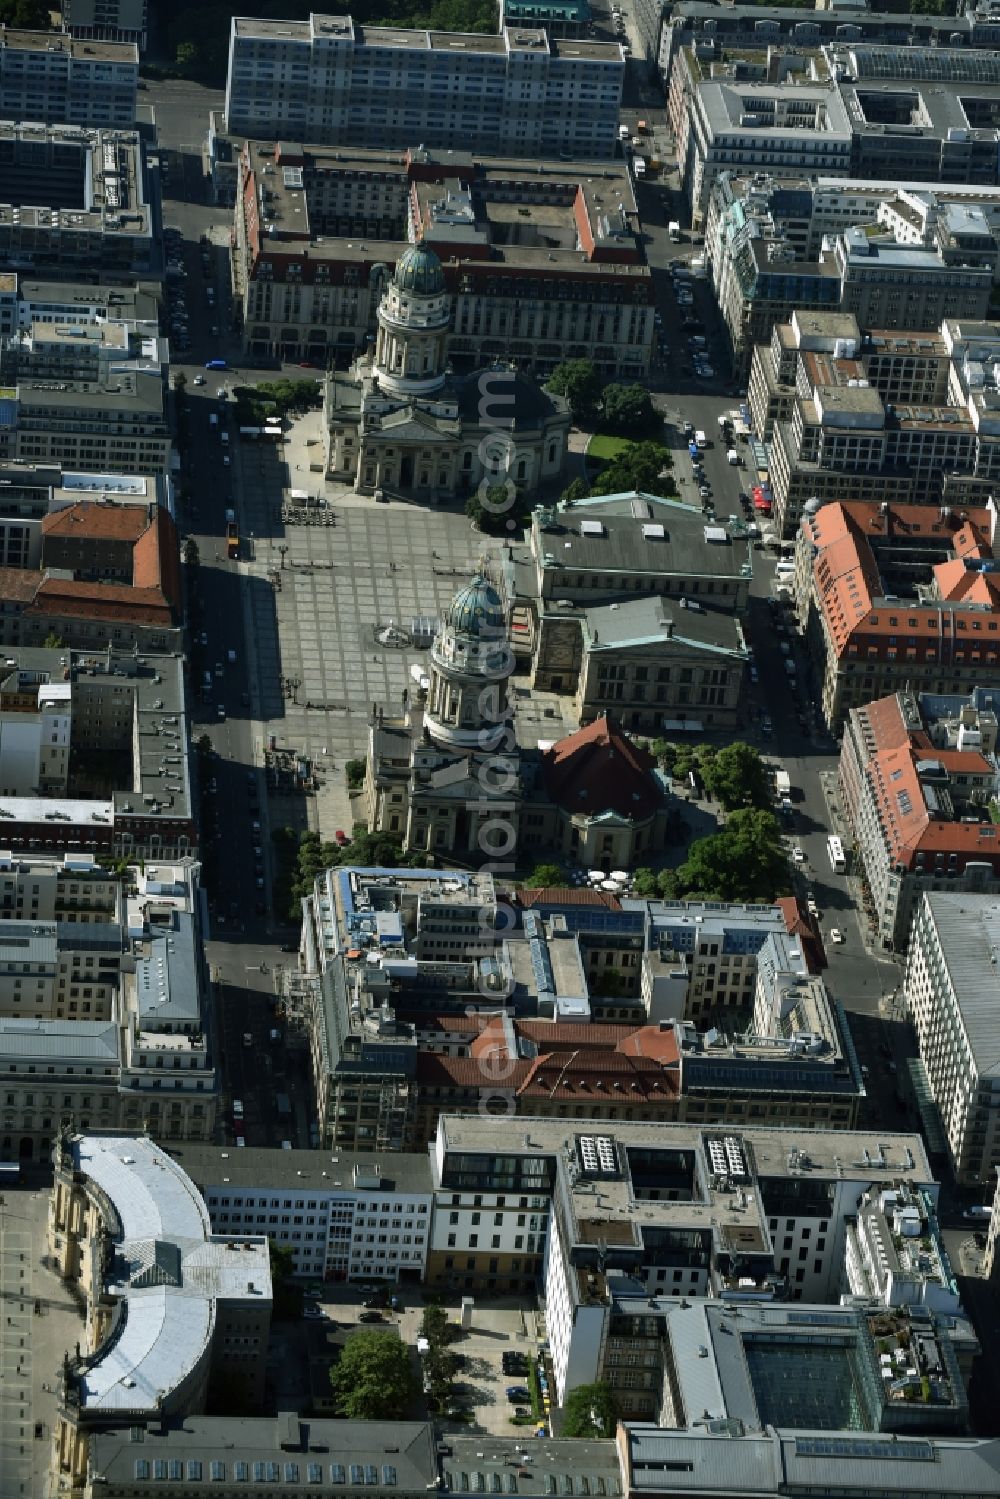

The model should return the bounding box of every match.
[445,573,504,638]
[394,242,446,297]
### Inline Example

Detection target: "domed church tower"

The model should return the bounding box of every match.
[424,573,513,753]
[371,241,450,399]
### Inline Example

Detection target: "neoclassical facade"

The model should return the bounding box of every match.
[364,572,674,869]
[324,242,569,499]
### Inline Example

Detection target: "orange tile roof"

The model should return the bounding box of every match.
[133,506,180,611]
[29,578,174,625]
[807,501,1000,659]
[615,1025,681,1066]
[41,501,150,542]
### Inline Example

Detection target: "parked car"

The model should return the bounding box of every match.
[359,1310,383,1323]
[829,928,844,945]
[505,1386,531,1402]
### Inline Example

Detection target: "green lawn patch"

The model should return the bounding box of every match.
[587,432,632,463]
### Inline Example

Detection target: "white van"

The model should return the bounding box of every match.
[727,448,739,465]
[618,124,630,142]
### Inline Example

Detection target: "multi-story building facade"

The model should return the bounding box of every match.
[0,122,156,280]
[48,1134,271,1496]
[232,140,653,376]
[429,1113,935,1348]
[225,15,624,159]
[0,28,137,126]
[60,0,148,51]
[0,463,170,572]
[905,891,1000,1186]
[839,689,1000,949]
[794,499,1000,731]
[844,1182,960,1314]
[670,43,1000,226]
[172,1144,434,1284]
[0,369,170,474]
[0,862,215,1161]
[707,177,992,380]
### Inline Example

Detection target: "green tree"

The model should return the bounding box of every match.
[699,742,770,812]
[562,1381,619,1438]
[420,1303,453,1346]
[184,538,200,567]
[330,1331,417,1420]
[345,758,366,790]
[560,477,590,504]
[547,359,602,422]
[670,807,789,904]
[173,371,187,391]
[602,382,655,435]
[525,862,566,888]
[465,484,529,536]
[630,867,659,896]
[42,632,65,649]
[175,40,198,68]
[589,440,672,497]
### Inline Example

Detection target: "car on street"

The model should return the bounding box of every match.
[199,631,208,646]
[829,928,844,944]
[791,846,805,863]
[280,942,297,953]
[749,665,758,683]
[807,898,819,917]
[506,1386,531,1402]
[223,455,231,466]
[193,374,205,386]
[359,1311,383,1323]
[217,705,226,720]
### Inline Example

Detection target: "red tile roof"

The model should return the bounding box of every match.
[41,501,150,542]
[516,886,624,910]
[541,714,664,821]
[133,506,181,612]
[615,1025,681,1066]
[29,578,174,625]
[776,896,823,972]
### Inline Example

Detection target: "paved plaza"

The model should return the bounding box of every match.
[230,408,576,839]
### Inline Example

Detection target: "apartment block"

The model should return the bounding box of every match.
[0,848,121,922]
[60,0,148,51]
[839,689,1000,949]
[0,121,155,279]
[0,28,137,127]
[794,499,1000,732]
[225,15,624,160]
[0,464,170,573]
[48,1134,270,1494]
[232,139,653,377]
[172,1144,434,1284]
[905,891,1000,1186]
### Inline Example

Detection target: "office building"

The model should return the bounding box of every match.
[905,891,1000,1186]
[0,274,160,337]
[0,465,171,573]
[571,1291,972,1429]
[0,367,170,475]
[794,499,1000,731]
[225,15,624,160]
[60,0,148,51]
[0,28,137,126]
[706,179,992,380]
[430,1112,934,1321]
[322,244,569,499]
[0,121,156,280]
[0,646,194,860]
[48,1134,271,1493]
[232,139,654,377]
[839,689,1000,949]
[753,316,1000,536]
[844,1182,960,1315]
[170,1143,434,1284]
[0,862,215,1161]
[655,1,1000,84]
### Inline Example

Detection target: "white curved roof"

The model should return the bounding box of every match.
[69,1136,268,1415]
